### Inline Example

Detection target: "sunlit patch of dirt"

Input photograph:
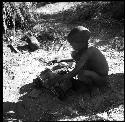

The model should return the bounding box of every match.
[59,105,124,121]
[3,2,124,120]
[3,38,124,121]
[34,2,82,15]
[98,47,124,75]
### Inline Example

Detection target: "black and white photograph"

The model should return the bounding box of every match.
[3,2,124,121]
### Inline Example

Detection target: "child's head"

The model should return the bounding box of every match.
[67,26,91,51]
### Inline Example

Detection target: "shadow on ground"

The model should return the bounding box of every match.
[3,73,124,121]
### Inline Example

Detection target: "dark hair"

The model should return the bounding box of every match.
[67,26,91,43]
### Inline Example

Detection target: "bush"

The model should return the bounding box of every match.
[61,1,124,24]
[101,1,124,22]
[3,2,37,32]
[61,2,106,23]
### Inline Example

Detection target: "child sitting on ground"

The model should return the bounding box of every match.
[52,26,109,94]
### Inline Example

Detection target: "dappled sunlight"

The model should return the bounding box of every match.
[34,2,82,14]
[3,2,124,121]
[101,48,124,75]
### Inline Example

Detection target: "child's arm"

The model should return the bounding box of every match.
[48,58,75,64]
[66,49,90,78]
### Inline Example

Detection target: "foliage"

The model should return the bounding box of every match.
[35,2,56,8]
[101,1,124,21]
[60,1,124,24]
[3,2,124,51]
[3,2,37,33]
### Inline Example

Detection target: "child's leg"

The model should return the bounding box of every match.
[70,78,89,92]
[78,70,107,87]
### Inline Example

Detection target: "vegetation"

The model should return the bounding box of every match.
[3,2,124,51]
[3,2,124,121]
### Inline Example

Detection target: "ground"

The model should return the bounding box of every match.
[3,2,124,121]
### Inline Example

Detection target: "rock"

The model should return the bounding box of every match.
[27,35,40,47]
[19,34,40,52]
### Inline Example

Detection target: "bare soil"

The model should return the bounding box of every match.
[3,2,124,121]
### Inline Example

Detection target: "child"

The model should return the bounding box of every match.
[53,26,109,93]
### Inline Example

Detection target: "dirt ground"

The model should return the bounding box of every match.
[3,2,124,121]
[3,41,124,121]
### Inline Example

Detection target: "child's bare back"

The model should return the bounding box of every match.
[72,46,109,76]
[67,26,109,87]
[47,26,109,96]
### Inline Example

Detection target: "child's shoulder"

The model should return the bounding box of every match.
[88,46,101,51]
[87,46,102,55]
